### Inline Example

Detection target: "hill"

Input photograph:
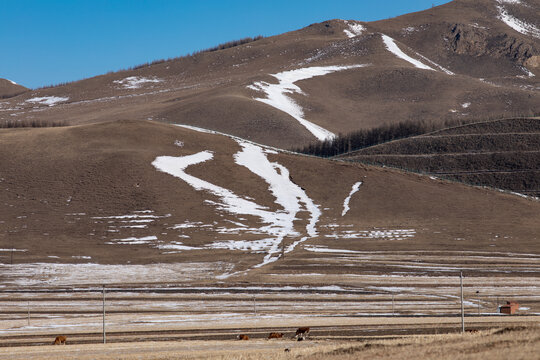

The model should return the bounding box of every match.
[0,0,538,148]
[337,117,540,197]
[0,78,27,99]
[1,120,539,287]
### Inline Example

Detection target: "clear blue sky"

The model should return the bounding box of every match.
[0,0,451,89]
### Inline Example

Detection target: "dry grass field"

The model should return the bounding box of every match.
[0,325,537,360]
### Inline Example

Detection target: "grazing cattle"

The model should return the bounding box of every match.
[295,327,310,339]
[53,335,67,345]
[237,334,249,340]
[268,332,284,339]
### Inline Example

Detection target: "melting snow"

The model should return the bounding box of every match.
[381,35,435,71]
[113,76,163,89]
[342,181,362,216]
[304,245,362,254]
[107,236,158,245]
[326,229,416,240]
[152,139,321,270]
[248,65,367,141]
[25,96,69,106]
[496,5,540,38]
[344,21,365,38]
[520,66,535,77]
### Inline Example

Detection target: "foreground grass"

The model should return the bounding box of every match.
[0,326,537,360]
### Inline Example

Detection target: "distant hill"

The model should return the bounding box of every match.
[0,78,27,99]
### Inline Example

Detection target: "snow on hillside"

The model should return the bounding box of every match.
[25,96,69,106]
[344,21,365,38]
[496,4,540,38]
[6,79,18,85]
[382,35,435,71]
[342,181,362,216]
[152,138,321,270]
[248,65,367,141]
[113,76,163,89]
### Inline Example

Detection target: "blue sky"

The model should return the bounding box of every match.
[0,0,451,89]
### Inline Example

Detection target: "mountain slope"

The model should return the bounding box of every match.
[0,78,27,99]
[0,0,538,148]
[1,120,539,284]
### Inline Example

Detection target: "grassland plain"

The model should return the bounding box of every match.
[0,325,537,360]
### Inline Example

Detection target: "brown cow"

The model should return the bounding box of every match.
[237,334,249,340]
[53,335,67,345]
[268,332,284,339]
[295,327,310,340]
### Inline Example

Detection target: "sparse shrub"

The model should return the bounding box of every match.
[0,119,68,128]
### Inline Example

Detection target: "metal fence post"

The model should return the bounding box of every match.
[460,272,465,333]
[102,285,106,344]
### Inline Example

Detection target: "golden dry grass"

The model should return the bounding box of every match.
[1,326,538,360]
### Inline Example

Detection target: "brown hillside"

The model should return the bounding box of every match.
[339,117,540,197]
[0,1,538,148]
[1,120,539,284]
[0,78,27,99]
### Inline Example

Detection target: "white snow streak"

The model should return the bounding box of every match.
[248,65,366,141]
[6,79,18,85]
[496,5,540,38]
[113,76,163,89]
[233,140,321,267]
[344,21,365,38]
[381,35,435,71]
[152,140,321,271]
[107,236,158,245]
[342,181,362,216]
[25,96,69,106]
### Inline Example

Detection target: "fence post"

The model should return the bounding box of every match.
[253,295,257,316]
[102,285,106,344]
[460,272,465,333]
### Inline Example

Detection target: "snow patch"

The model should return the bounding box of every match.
[107,236,158,245]
[520,66,535,77]
[381,35,435,71]
[342,181,362,216]
[152,140,321,272]
[25,96,69,106]
[461,102,471,108]
[6,79,18,85]
[326,229,416,240]
[113,76,163,89]
[344,22,365,38]
[248,65,367,141]
[304,245,362,254]
[496,5,540,38]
